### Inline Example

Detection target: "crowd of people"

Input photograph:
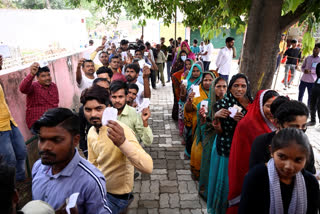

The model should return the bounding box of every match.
[0,33,320,214]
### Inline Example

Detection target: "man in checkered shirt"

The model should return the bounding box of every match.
[19,63,59,129]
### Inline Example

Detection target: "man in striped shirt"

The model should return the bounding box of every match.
[31,108,111,214]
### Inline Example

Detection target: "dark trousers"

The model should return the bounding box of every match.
[167,61,172,82]
[203,61,211,71]
[310,85,320,122]
[219,74,229,83]
[298,81,314,105]
[150,69,156,88]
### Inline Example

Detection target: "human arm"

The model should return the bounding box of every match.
[19,62,38,94]
[76,58,85,85]
[90,45,105,60]
[215,49,223,69]
[184,92,196,113]
[135,108,153,146]
[147,53,158,71]
[180,84,187,102]
[142,66,151,98]
[232,46,237,58]
[107,120,153,174]
[87,128,99,167]
[301,57,307,73]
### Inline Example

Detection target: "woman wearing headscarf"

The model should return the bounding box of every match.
[185,72,214,165]
[207,73,253,214]
[198,77,228,200]
[172,41,196,72]
[172,58,194,132]
[180,63,203,151]
[227,90,279,214]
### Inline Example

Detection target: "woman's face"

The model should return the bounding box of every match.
[214,79,227,99]
[272,143,307,183]
[229,78,247,100]
[202,74,214,90]
[263,96,277,122]
[185,60,192,71]
[192,66,201,79]
[279,115,308,132]
[182,44,188,52]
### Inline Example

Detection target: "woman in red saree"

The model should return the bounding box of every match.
[227,89,279,214]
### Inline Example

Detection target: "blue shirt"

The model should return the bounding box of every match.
[191,46,200,54]
[32,149,112,214]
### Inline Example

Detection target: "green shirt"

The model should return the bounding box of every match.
[118,105,153,146]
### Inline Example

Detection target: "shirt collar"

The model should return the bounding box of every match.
[120,104,129,116]
[43,149,81,178]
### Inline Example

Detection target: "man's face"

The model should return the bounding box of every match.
[83,62,95,75]
[227,40,235,48]
[127,88,138,104]
[110,58,120,70]
[121,44,128,51]
[125,68,139,82]
[292,43,297,48]
[313,46,319,57]
[99,53,109,66]
[38,126,78,166]
[111,89,126,112]
[84,100,106,128]
[161,38,165,44]
[37,72,52,87]
[135,51,143,60]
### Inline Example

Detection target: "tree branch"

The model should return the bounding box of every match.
[279,1,309,31]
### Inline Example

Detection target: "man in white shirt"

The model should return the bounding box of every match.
[76,58,96,92]
[200,39,214,71]
[215,37,235,82]
[124,63,151,106]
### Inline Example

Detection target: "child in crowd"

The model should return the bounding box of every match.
[239,128,319,214]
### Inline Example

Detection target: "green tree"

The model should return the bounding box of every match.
[70,0,320,95]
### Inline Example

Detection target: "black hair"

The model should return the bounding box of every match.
[80,85,110,106]
[185,39,188,43]
[36,66,50,77]
[180,50,187,56]
[93,78,110,86]
[98,51,109,57]
[226,37,235,43]
[160,37,165,41]
[270,96,290,116]
[316,63,320,78]
[31,108,80,136]
[193,39,198,44]
[89,40,94,45]
[177,37,182,41]
[273,100,309,125]
[214,76,227,86]
[96,67,113,78]
[120,39,129,45]
[169,38,173,42]
[145,42,151,47]
[262,90,279,106]
[315,43,320,49]
[271,128,310,158]
[81,59,94,68]
[135,49,143,54]
[128,83,139,93]
[110,55,120,62]
[0,159,16,214]
[125,63,140,74]
[228,73,253,102]
[110,80,128,95]
[291,39,297,44]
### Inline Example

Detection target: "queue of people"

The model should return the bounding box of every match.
[0,35,320,214]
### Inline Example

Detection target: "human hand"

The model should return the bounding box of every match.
[107,120,126,147]
[101,36,107,45]
[188,92,195,103]
[199,107,207,119]
[233,111,244,122]
[96,45,105,52]
[214,109,231,119]
[77,58,86,68]
[141,107,151,124]
[30,62,40,76]
[212,119,223,134]
[142,66,151,78]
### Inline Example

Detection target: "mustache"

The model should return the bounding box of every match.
[39,151,56,157]
[89,117,100,121]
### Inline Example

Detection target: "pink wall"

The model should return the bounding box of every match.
[0,52,84,141]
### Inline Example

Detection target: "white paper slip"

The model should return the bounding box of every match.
[0,45,10,58]
[136,98,150,113]
[144,52,149,57]
[83,52,90,60]
[130,50,135,56]
[228,107,238,118]
[193,85,200,97]
[182,79,188,86]
[66,192,80,214]
[102,107,118,126]
[39,60,49,68]
[201,100,208,113]
[138,59,146,69]
[121,51,127,61]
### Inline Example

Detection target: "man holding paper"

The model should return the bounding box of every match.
[110,81,153,146]
[81,86,153,213]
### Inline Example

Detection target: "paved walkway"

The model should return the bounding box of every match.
[127,84,207,214]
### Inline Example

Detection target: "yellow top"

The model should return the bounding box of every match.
[90,51,103,71]
[0,84,17,131]
[279,40,287,55]
[87,121,153,194]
